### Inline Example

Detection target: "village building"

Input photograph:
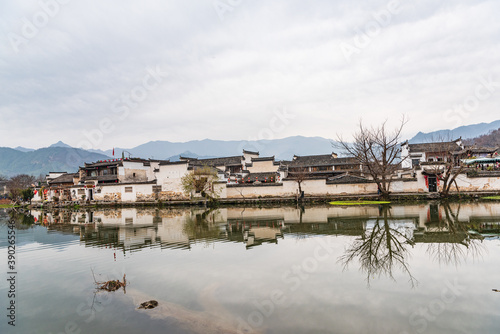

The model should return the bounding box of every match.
[75,158,166,202]
[242,155,282,184]
[0,179,8,197]
[29,143,500,205]
[47,172,80,202]
[453,146,499,160]
[285,153,362,179]
[401,139,464,169]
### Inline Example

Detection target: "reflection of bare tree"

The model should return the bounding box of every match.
[339,207,417,287]
[425,203,484,266]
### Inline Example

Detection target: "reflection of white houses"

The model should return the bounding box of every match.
[365,220,416,240]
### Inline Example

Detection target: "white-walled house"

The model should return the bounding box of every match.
[401,139,463,169]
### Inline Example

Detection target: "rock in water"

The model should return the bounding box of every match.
[138,300,159,309]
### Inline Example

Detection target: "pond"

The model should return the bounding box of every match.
[1,202,500,334]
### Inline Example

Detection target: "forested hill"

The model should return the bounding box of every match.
[0,147,110,177]
[467,128,500,147]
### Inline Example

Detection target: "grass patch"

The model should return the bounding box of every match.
[329,200,391,206]
[482,196,500,200]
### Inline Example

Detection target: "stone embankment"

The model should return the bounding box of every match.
[26,191,500,209]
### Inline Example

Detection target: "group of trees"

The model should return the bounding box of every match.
[337,116,465,198]
[1,174,39,203]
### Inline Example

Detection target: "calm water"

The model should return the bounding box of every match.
[1,203,500,334]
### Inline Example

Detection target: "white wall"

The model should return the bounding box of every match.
[225,179,379,199]
[247,160,278,173]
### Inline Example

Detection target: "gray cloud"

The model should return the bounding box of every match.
[1,0,499,149]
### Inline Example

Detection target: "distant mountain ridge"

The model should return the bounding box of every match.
[101,136,338,160]
[4,121,500,177]
[14,146,34,152]
[0,146,111,177]
[49,141,73,148]
[409,120,500,143]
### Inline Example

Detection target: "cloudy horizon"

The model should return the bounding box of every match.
[1,0,499,150]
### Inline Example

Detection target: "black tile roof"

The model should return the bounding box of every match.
[193,156,243,167]
[48,173,79,185]
[242,172,279,183]
[159,160,189,166]
[252,156,275,162]
[82,175,119,182]
[84,161,122,168]
[454,146,499,155]
[243,149,259,155]
[84,158,156,168]
[287,154,358,167]
[326,173,371,184]
[408,141,462,153]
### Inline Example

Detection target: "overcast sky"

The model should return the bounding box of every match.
[1,0,499,150]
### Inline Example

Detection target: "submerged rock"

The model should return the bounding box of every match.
[138,300,159,309]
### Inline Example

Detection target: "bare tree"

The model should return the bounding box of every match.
[6,174,36,202]
[336,117,407,198]
[434,147,464,198]
[288,167,308,200]
[418,138,465,197]
[437,158,464,198]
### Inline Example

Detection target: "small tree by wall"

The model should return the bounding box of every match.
[424,141,465,198]
[181,166,220,201]
[288,167,308,200]
[21,188,34,204]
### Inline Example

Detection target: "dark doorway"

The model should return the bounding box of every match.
[428,176,437,192]
[88,189,94,200]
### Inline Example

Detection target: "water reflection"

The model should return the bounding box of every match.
[339,206,417,287]
[22,202,498,282]
[422,203,485,266]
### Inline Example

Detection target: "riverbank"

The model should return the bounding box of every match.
[26,191,500,209]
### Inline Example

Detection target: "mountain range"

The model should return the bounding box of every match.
[99,136,338,161]
[0,147,110,177]
[409,120,500,143]
[1,120,499,177]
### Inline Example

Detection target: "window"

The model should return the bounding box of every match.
[125,218,133,224]
[412,159,420,167]
[152,185,162,193]
[78,189,85,195]
[125,187,133,193]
